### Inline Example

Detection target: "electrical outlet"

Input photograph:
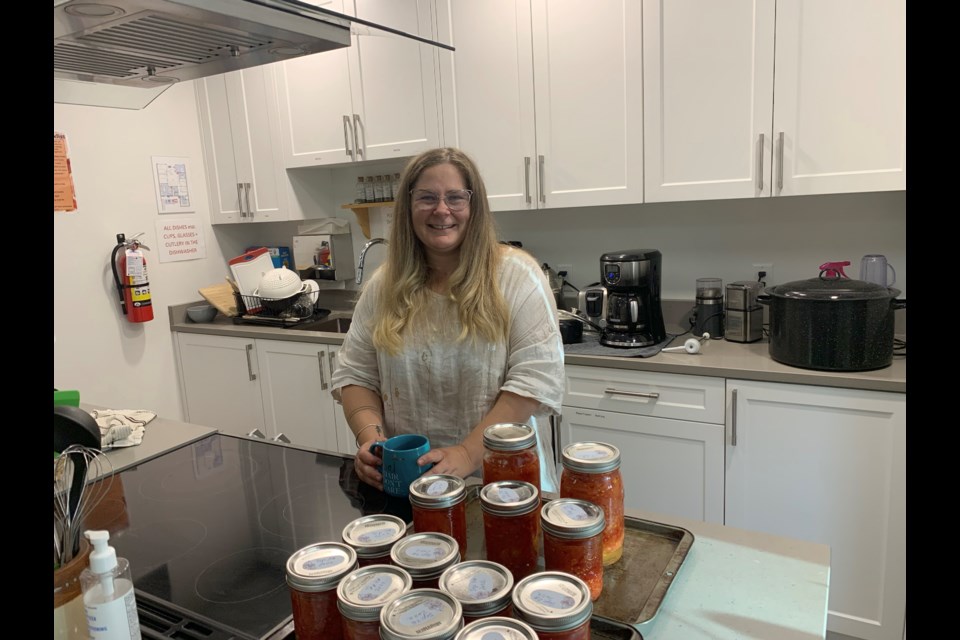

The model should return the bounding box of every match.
[751,263,774,285]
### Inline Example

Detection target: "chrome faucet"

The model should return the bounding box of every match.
[356,238,388,284]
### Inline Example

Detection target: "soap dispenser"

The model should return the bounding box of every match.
[80,530,142,640]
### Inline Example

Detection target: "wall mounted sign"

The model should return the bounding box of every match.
[54,131,78,213]
[155,217,207,263]
[151,155,194,214]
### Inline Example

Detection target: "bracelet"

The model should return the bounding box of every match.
[355,423,383,447]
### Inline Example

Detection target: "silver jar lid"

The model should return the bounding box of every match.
[285,542,357,593]
[479,480,540,517]
[409,474,467,510]
[454,617,539,640]
[541,499,605,539]
[380,588,464,640]
[390,532,461,579]
[341,514,407,558]
[482,423,536,451]
[438,560,514,616]
[511,571,593,632]
[561,441,621,473]
[336,564,413,621]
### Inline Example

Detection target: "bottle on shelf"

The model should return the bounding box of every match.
[363,176,375,203]
[354,176,366,204]
[374,175,385,203]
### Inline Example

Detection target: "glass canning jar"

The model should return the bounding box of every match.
[390,532,461,590]
[482,423,541,493]
[559,441,625,566]
[453,617,539,640]
[379,588,464,640]
[540,498,605,600]
[511,571,593,640]
[285,542,358,640]
[341,514,408,567]
[438,560,514,624]
[409,474,468,557]
[478,480,541,582]
[336,564,413,640]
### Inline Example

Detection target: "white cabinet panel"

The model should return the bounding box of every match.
[725,379,906,640]
[175,333,264,436]
[643,0,905,203]
[561,406,724,523]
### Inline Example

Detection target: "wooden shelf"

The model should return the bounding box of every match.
[341,202,395,239]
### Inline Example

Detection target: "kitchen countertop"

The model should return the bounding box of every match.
[91,407,831,640]
[171,301,906,393]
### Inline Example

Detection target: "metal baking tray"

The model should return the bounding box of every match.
[460,484,694,632]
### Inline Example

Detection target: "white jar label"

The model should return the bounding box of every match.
[357,574,392,601]
[467,572,495,599]
[497,487,520,503]
[406,544,444,560]
[427,480,449,495]
[358,526,396,543]
[530,588,575,610]
[304,555,344,570]
[573,448,606,460]
[399,600,441,627]
[559,503,590,521]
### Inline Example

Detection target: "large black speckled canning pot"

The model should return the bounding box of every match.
[759,275,906,371]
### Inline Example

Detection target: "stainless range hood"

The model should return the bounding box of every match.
[54,0,453,109]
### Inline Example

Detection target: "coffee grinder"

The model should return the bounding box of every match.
[693,277,725,338]
[599,249,667,348]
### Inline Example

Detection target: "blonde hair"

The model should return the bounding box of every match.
[371,148,509,354]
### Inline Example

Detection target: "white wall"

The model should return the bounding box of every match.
[53,81,907,423]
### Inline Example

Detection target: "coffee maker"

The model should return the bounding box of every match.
[596,249,667,348]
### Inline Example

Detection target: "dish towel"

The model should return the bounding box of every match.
[89,409,157,449]
[563,332,679,357]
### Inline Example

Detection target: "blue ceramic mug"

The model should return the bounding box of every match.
[370,434,433,497]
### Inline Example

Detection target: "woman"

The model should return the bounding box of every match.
[331,147,565,492]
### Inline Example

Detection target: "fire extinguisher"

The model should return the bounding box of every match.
[111,233,154,323]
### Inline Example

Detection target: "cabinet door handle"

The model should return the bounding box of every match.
[237,183,245,218]
[343,115,355,160]
[353,114,365,160]
[538,155,546,204]
[247,428,266,439]
[273,433,291,443]
[328,350,336,377]
[318,351,328,390]
[777,131,784,192]
[730,388,738,446]
[243,183,252,218]
[524,156,532,204]
[603,388,660,400]
[756,133,765,192]
[245,343,256,381]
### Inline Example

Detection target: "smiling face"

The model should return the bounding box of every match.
[410,162,471,262]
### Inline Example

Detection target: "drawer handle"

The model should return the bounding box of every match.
[245,343,256,381]
[603,388,660,400]
[273,433,291,443]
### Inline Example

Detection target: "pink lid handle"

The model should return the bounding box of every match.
[819,261,851,279]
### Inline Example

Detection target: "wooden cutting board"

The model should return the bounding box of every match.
[198,283,239,317]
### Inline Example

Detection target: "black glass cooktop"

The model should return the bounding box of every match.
[99,434,413,640]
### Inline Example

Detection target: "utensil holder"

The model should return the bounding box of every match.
[54,537,90,639]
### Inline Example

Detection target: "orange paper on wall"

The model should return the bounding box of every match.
[54,131,78,213]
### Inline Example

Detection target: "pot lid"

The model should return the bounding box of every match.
[765,275,900,301]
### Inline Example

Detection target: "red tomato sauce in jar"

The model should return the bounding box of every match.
[409,474,468,556]
[337,564,413,640]
[479,480,541,582]
[511,571,593,640]
[540,498,606,601]
[559,442,625,566]
[481,423,541,493]
[285,542,357,640]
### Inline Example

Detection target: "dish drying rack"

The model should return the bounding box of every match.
[232,289,330,328]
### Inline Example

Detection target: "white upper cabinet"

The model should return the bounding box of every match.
[643,0,906,203]
[276,0,442,168]
[195,66,289,223]
[438,0,643,211]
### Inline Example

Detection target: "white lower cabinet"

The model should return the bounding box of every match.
[562,365,726,523]
[725,379,906,640]
[175,333,348,454]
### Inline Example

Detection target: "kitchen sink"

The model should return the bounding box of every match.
[296,316,352,333]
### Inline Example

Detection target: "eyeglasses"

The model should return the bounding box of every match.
[410,189,473,212]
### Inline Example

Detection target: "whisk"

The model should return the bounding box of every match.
[54,445,114,568]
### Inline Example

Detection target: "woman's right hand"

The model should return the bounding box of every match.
[354,437,385,491]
